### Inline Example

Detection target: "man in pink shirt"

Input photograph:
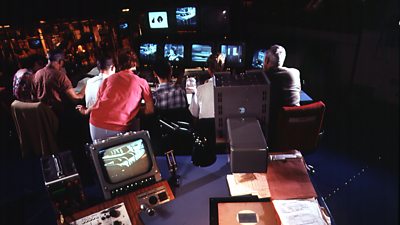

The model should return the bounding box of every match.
[77,51,154,141]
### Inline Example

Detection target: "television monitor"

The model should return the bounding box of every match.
[164,44,184,62]
[119,22,129,30]
[251,49,267,69]
[28,38,42,49]
[220,44,244,67]
[148,11,169,29]
[139,43,158,63]
[176,7,197,27]
[191,44,212,63]
[89,131,162,200]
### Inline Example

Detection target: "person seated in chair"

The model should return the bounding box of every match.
[188,53,225,166]
[13,54,47,101]
[151,59,190,155]
[152,59,188,112]
[263,44,301,148]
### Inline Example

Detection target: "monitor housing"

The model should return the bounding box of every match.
[148,11,169,29]
[220,43,245,68]
[191,43,212,66]
[164,43,185,63]
[251,49,267,69]
[89,130,162,200]
[139,43,158,64]
[176,6,197,30]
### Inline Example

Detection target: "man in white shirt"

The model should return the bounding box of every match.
[189,53,225,118]
[188,53,225,167]
[85,55,115,108]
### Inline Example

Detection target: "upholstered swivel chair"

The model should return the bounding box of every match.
[269,101,326,173]
[10,100,59,157]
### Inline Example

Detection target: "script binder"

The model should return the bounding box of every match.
[267,157,317,200]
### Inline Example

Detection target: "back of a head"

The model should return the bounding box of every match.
[97,54,114,71]
[47,48,65,62]
[267,45,286,67]
[118,50,138,71]
[207,53,225,74]
[153,58,172,80]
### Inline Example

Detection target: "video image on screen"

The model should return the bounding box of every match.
[176,7,197,26]
[148,11,169,29]
[140,43,157,62]
[164,44,184,62]
[101,139,151,184]
[192,44,212,62]
[221,45,243,64]
[252,49,267,69]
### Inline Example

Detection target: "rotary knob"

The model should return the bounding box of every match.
[148,195,158,205]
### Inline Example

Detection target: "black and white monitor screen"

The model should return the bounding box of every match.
[139,43,158,62]
[148,11,169,29]
[252,49,267,69]
[100,138,151,184]
[176,7,197,26]
[164,44,184,62]
[119,22,128,30]
[221,44,243,65]
[191,44,212,62]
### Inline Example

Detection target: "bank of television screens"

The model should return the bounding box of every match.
[100,138,151,184]
[148,11,169,29]
[252,49,267,69]
[139,43,158,62]
[176,7,197,27]
[191,44,212,62]
[221,44,244,66]
[164,44,184,62]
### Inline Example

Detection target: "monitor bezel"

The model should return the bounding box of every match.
[175,5,198,32]
[139,42,159,64]
[163,43,186,65]
[89,131,162,200]
[190,43,214,67]
[219,42,246,68]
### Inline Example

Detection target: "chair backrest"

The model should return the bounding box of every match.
[271,101,325,154]
[11,100,59,157]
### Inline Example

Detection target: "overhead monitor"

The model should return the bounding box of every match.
[139,43,158,62]
[251,49,267,69]
[220,44,244,67]
[164,44,185,62]
[148,11,169,29]
[176,7,197,27]
[191,44,212,63]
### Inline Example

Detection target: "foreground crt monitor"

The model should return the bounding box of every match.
[89,131,162,200]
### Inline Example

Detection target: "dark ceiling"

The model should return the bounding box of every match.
[0,0,397,32]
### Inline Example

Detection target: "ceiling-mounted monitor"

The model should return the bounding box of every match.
[148,11,169,29]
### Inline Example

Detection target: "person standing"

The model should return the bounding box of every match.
[77,51,154,141]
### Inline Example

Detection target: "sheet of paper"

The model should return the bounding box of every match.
[226,173,271,199]
[74,77,90,93]
[273,198,330,225]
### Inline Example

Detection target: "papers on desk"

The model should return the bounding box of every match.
[273,198,331,225]
[226,173,271,199]
[74,77,90,93]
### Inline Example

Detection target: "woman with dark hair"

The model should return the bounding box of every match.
[77,50,154,141]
